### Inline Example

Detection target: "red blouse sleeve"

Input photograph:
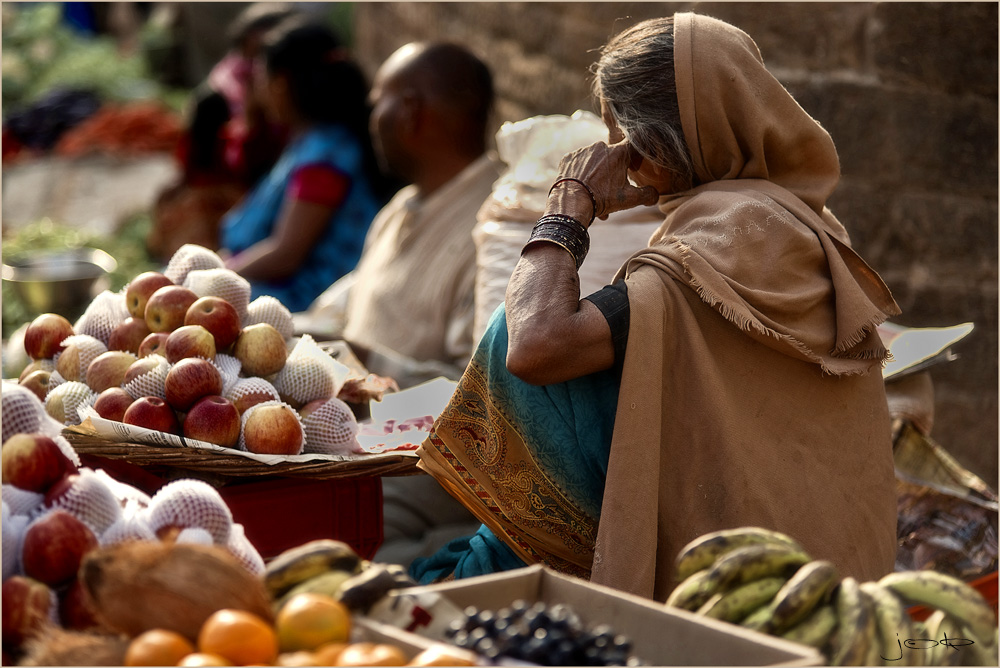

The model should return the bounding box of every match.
[288,163,352,208]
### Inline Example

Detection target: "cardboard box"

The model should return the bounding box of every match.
[382,564,823,666]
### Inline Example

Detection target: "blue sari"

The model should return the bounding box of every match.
[412,305,621,583]
[219,124,380,312]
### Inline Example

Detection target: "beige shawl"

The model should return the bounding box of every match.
[590,13,902,601]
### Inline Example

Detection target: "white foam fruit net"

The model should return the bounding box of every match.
[224,376,280,409]
[302,397,361,455]
[100,508,158,546]
[44,381,98,426]
[272,335,350,406]
[122,353,171,399]
[74,290,129,346]
[175,526,215,546]
[244,295,294,338]
[54,334,108,382]
[164,244,226,285]
[183,268,252,322]
[93,468,152,509]
[146,478,233,544]
[226,523,265,575]
[214,354,242,396]
[2,509,29,580]
[237,400,305,454]
[2,484,44,518]
[47,468,124,536]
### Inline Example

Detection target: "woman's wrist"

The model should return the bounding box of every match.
[545,181,596,227]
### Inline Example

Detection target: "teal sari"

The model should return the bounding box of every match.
[412,305,620,583]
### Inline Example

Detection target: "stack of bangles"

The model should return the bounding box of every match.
[522,178,596,270]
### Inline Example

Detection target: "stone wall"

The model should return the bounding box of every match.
[353,2,998,486]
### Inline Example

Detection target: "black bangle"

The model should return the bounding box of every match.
[521,214,590,269]
[550,177,597,223]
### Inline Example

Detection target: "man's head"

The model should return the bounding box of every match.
[368,42,494,187]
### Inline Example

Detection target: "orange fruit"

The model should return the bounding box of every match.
[124,628,196,666]
[275,651,318,666]
[335,642,408,666]
[275,593,352,652]
[177,652,234,666]
[198,609,279,666]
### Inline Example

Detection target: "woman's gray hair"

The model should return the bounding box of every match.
[591,17,694,188]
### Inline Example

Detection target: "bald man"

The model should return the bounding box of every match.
[302,42,501,387]
[300,42,501,568]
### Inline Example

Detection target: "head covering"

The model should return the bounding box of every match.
[591,13,900,600]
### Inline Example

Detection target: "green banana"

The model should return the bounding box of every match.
[829,577,876,666]
[878,571,997,645]
[666,568,723,612]
[263,539,362,599]
[704,543,812,592]
[955,624,1000,667]
[741,602,777,633]
[860,581,916,666]
[674,527,806,581]
[780,603,839,651]
[767,560,840,633]
[273,569,357,613]
[697,576,787,623]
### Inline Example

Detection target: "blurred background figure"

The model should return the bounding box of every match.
[301,41,501,389]
[148,3,297,262]
[219,17,392,313]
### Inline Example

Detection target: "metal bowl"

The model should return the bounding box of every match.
[2,248,118,321]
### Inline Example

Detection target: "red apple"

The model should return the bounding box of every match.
[138,331,169,358]
[122,355,165,387]
[59,577,101,631]
[125,271,173,319]
[1,575,54,647]
[183,395,241,448]
[85,350,137,393]
[18,358,55,382]
[232,323,287,377]
[144,285,199,333]
[93,387,135,422]
[164,324,216,364]
[23,313,75,360]
[185,296,241,350]
[21,509,99,587]
[164,357,223,412]
[241,402,304,455]
[1,432,75,493]
[123,396,181,435]
[19,369,52,402]
[228,379,281,415]
[107,316,152,354]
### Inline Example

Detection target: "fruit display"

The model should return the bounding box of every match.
[664,526,999,666]
[15,243,381,457]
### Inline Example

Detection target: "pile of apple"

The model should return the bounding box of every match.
[0,421,265,662]
[17,244,359,457]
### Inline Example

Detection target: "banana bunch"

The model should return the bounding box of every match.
[262,539,418,615]
[666,527,999,666]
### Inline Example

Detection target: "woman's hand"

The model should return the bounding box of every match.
[546,139,660,225]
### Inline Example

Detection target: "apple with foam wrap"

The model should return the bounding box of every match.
[1,432,77,493]
[107,316,152,354]
[123,396,181,435]
[21,509,99,587]
[164,357,223,412]
[164,324,217,363]
[23,313,75,360]
[183,395,241,448]
[185,296,242,351]
[125,271,173,319]
[144,285,199,333]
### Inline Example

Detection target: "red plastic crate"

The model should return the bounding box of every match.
[79,454,384,561]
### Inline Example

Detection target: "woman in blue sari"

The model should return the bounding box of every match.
[220,19,388,313]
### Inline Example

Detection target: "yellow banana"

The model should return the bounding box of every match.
[923,610,964,666]
[665,568,722,612]
[780,603,839,651]
[674,527,806,581]
[697,576,787,623]
[878,570,997,645]
[704,543,812,592]
[829,577,876,666]
[859,581,916,666]
[263,539,362,599]
[767,560,840,633]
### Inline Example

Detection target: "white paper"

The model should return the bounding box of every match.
[879,322,974,379]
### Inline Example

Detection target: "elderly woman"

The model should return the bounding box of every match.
[414,13,900,601]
